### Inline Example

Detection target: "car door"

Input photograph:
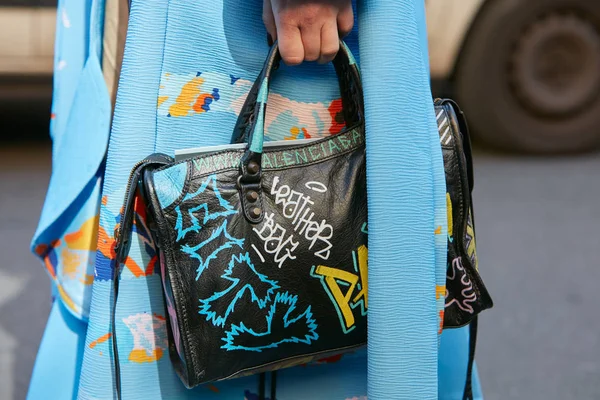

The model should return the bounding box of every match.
[0,0,55,76]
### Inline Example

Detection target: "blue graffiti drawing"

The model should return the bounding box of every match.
[180,220,244,280]
[221,291,318,352]
[360,222,368,235]
[199,252,280,327]
[174,174,237,241]
[173,173,319,351]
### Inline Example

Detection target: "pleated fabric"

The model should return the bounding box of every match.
[28,0,483,399]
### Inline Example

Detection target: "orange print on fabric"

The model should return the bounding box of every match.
[169,77,204,117]
[34,244,48,256]
[123,194,158,277]
[80,274,94,285]
[39,239,62,277]
[436,285,445,300]
[97,226,116,260]
[193,93,214,113]
[61,248,82,278]
[43,255,57,278]
[102,193,157,277]
[286,126,312,140]
[134,192,148,220]
[162,75,220,117]
[89,333,112,349]
[157,96,169,108]
[129,349,164,363]
[316,354,343,364]
[64,215,100,251]
[328,98,345,134]
[144,255,158,276]
[124,257,144,277]
[207,385,220,393]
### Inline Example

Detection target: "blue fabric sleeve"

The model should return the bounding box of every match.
[359,0,440,398]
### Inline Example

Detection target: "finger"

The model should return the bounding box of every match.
[262,0,277,41]
[318,21,339,64]
[337,3,354,37]
[278,24,304,65]
[300,24,321,62]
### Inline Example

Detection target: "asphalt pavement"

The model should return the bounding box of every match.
[473,150,600,400]
[1,118,599,399]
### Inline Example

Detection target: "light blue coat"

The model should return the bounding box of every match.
[29,0,483,399]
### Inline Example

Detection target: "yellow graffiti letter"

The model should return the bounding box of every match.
[352,245,368,308]
[313,265,358,329]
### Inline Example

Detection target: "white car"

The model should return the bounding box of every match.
[2,0,599,153]
[0,3,55,101]
[427,0,600,153]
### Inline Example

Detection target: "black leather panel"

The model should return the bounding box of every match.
[114,99,493,389]
[147,133,368,387]
[435,99,493,328]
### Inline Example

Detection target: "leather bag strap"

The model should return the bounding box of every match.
[112,154,173,400]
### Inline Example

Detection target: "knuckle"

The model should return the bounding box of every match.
[283,55,303,66]
[322,44,339,58]
[305,52,319,62]
[300,6,320,26]
[338,19,354,36]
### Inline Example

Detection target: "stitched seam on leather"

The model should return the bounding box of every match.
[152,179,198,384]
[221,342,367,381]
[443,105,481,320]
[185,142,364,178]
[448,105,484,301]
[162,143,364,212]
[152,121,363,174]
[259,143,363,172]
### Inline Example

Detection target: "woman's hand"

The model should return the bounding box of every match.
[263,0,354,65]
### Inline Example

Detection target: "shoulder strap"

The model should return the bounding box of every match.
[462,316,479,400]
[112,154,173,399]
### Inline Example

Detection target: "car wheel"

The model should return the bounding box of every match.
[455,0,600,153]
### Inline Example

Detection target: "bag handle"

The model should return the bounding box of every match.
[236,40,364,224]
[241,40,362,154]
[231,42,363,145]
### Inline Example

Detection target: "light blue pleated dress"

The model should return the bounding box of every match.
[28,0,483,399]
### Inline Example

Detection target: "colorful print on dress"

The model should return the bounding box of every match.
[32,180,103,318]
[123,312,169,363]
[95,189,160,282]
[158,71,247,118]
[157,71,346,140]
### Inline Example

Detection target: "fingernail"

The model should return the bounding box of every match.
[267,33,274,47]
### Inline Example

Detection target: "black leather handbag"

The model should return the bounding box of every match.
[113,42,492,393]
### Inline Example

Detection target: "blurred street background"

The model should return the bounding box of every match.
[1,0,600,399]
[3,104,599,400]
